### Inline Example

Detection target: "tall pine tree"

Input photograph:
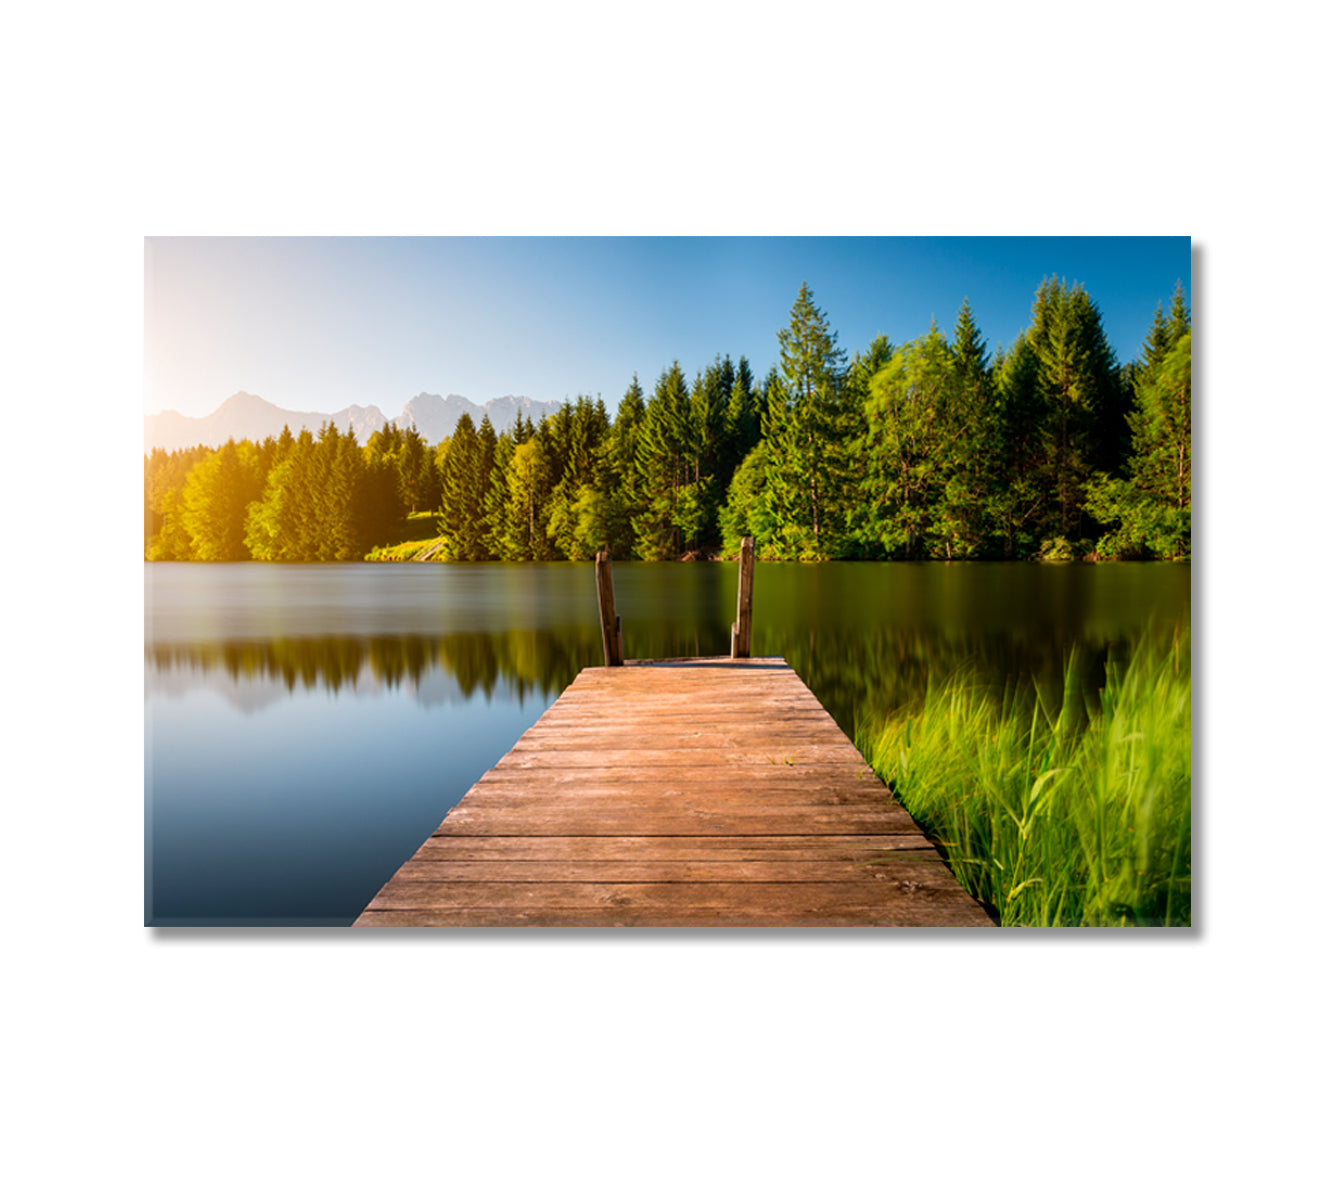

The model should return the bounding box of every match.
[632,362,692,560]
[1025,277,1124,553]
[762,283,851,559]
[1086,287,1191,559]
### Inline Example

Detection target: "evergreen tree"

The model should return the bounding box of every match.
[762,283,852,558]
[179,439,265,561]
[777,281,847,404]
[1025,277,1124,552]
[681,356,734,551]
[1141,303,1174,376]
[862,323,960,558]
[482,432,516,558]
[246,428,324,561]
[503,438,554,560]
[548,480,609,561]
[632,362,692,560]
[144,277,1183,568]
[439,413,489,560]
[719,442,775,556]
[354,432,405,554]
[720,355,760,480]
[390,424,437,514]
[543,396,610,560]
[840,335,895,558]
[475,415,498,532]
[847,334,895,399]
[1086,293,1191,560]
[145,444,212,559]
[940,300,1001,558]
[989,337,1046,557]
[325,426,366,559]
[598,376,647,557]
[1167,280,1191,345]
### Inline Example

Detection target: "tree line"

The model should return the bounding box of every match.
[144,278,1190,564]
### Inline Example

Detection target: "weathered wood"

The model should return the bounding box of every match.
[594,550,622,667]
[355,658,995,927]
[497,747,866,768]
[427,811,921,837]
[367,877,973,911]
[411,834,938,859]
[465,778,893,800]
[356,906,982,928]
[393,858,948,883]
[733,535,755,658]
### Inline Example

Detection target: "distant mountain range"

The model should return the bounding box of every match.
[144,391,564,453]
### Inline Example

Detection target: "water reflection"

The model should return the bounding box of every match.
[144,561,1192,730]
[145,562,1189,924]
[147,630,594,706]
[145,608,1188,737]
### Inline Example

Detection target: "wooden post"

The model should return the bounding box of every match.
[595,549,623,666]
[732,535,754,659]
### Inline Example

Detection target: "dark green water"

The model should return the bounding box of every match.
[145,561,1190,925]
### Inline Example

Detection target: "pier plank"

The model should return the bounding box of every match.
[355,658,994,927]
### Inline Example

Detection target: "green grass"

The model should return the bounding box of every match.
[857,630,1191,926]
[365,537,443,562]
[364,513,444,561]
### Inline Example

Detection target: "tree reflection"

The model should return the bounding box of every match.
[147,630,595,702]
[146,618,1186,736]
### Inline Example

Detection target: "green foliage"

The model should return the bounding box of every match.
[719,443,774,557]
[1024,277,1126,548]
[144,277,1189,566]
[861,324,958,558]
[1038,536,1078,562]
[364,511,443,559]
[761,285,855,559]
[777,281,847,404]
[364,537,443,562]
[548,483,610,560]
[438,413,492,560]
[243,423,402,562]
[180,440,266,561]
[596,377,647,558]
[853,308,1005,561]
[633,362,693,560]
[538,396,611,560]
[860,631,1192,926]
[501,438,554,560]
[145,444,212,559]
[988,337,1046,558]
[1086,304,1191,560]
[951,297,988,378]
[720,355,760,480]
[378,423,440,514]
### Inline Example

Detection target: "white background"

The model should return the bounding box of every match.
[4,3,1328,1197]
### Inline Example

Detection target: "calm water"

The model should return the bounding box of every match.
[145,561,1191,925]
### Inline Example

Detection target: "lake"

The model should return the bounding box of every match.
[144,560,1191,925]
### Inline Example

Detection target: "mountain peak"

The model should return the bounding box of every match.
[211,391,283,422]
[144,390,564,453]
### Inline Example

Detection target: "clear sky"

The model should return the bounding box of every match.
[144,236,1191,419]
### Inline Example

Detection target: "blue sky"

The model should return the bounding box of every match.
[144,236,1191,419]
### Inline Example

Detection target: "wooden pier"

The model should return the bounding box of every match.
[355,654,995,927]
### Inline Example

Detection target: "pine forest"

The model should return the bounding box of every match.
[144,278,1191,565]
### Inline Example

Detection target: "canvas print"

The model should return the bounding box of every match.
[144,236,1191,927]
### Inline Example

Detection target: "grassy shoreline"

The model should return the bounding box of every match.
[856,630,1191,926]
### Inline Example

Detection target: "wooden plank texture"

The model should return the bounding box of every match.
[355,657,994,927]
